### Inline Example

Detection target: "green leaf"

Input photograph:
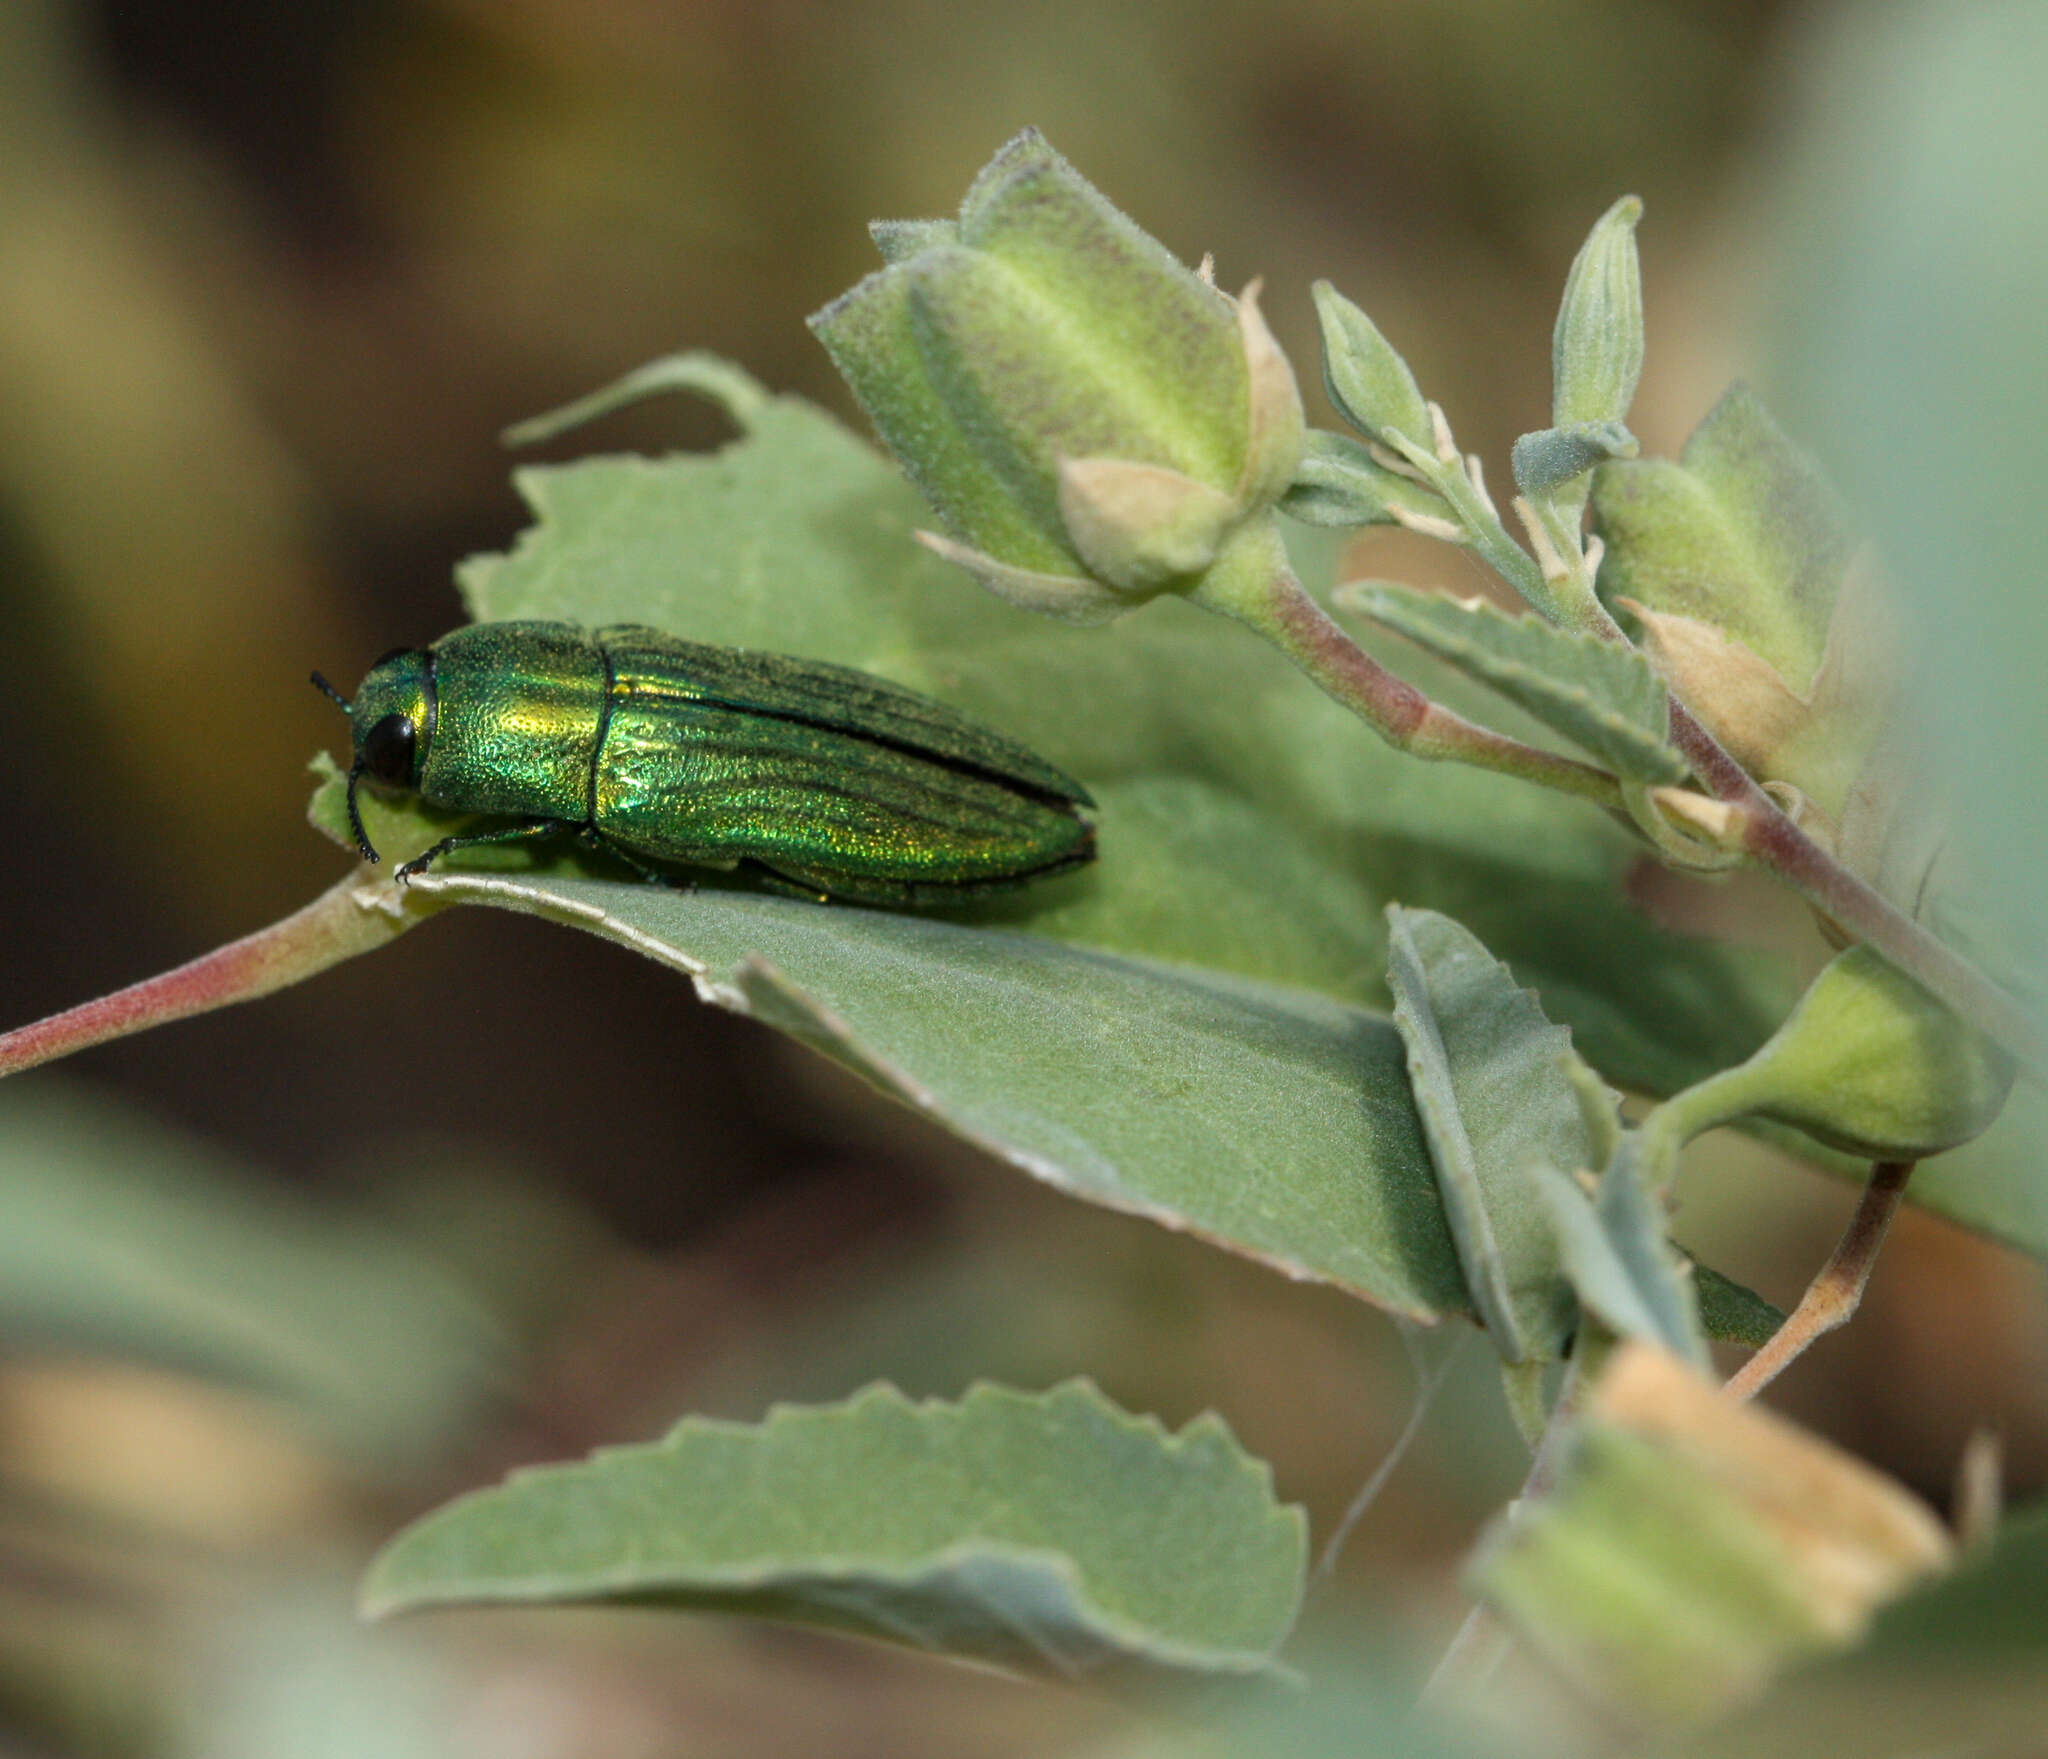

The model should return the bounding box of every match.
[1342,581,1687,784]
[1510,419,1638,497]
[0,1079,509,1471]
[1282,428,1451,529]
[363,1379,1306,1683]
[1383,907,1590,1361]
[339,859,1780,1341]
[1689,1261,1785,1352]
[1535,1151,1706,1366]
[379,872,1466,1320]
[397,362,1795,1088]
[1590,382,1851,695]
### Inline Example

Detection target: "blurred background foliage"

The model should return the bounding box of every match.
[1,0,2044,1753]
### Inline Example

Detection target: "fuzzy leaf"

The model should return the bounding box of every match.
[306,362,1824,1307]
[364,1379,1306,1683]
[1282,428,1452,529]
[376,870,1465,1318]
[1511,419,1638,496]
[1343,581,1687,783]
[1383,907,1592,1361]
[429,363,1796,1092]
[1312,280,1432,447]
[1536,1153,1706,1366]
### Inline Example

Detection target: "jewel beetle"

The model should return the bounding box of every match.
[311,621,1096,906]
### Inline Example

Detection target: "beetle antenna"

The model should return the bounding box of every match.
[310,671,352,713]
[345,762,381,865]
[315,672,378,863]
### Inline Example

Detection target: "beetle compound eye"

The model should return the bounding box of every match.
[362,713,416,783]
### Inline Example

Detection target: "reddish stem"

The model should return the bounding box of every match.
[1723,1160,1914,1402]
[1662,699,2042,1067]
[1210,557,1625,808]
[0,873,420,1078]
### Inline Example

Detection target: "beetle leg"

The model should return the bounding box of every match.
[579,827,687,888]
[394,818,567,884]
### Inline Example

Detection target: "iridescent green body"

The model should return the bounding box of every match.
[318,621,1095,905]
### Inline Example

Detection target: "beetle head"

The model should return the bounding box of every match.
[311,646,436,865]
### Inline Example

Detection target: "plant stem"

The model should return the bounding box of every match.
[1722,1160,1914,1402]
[1195,527,1625,810]
[1665,699,2042,1066]
[0,872,423,1079]
[1412,429,2040,1067]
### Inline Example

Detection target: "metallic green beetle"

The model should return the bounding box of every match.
[311,621,1095,906]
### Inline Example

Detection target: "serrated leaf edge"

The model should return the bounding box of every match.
[1345,583,1686,783]
[363,1376,1305,1673]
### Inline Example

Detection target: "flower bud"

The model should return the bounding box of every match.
[810,130,1306,624]
[1652,944,2015,1160]
[1553,196,1645,433]
[1311,280,1431,449]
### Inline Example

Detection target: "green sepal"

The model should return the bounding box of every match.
[813,249,1084,578]
[955,134,1249,488]
[812,130,1305,623]
[1058,457,1239,591]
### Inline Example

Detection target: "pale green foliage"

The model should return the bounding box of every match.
[364,1379,1307,1683]
[1343,582,1686,783]
[384,871,1464,1319]
[307,365,1817,1327]
[1537,1159,1705,1366]
[1281,428,1453,528]
[1311,280,1432,448]
[323,362,1796,1093]
[1384,906,1593,1362]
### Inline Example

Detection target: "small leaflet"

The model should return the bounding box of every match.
[1345,582,1688,783]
